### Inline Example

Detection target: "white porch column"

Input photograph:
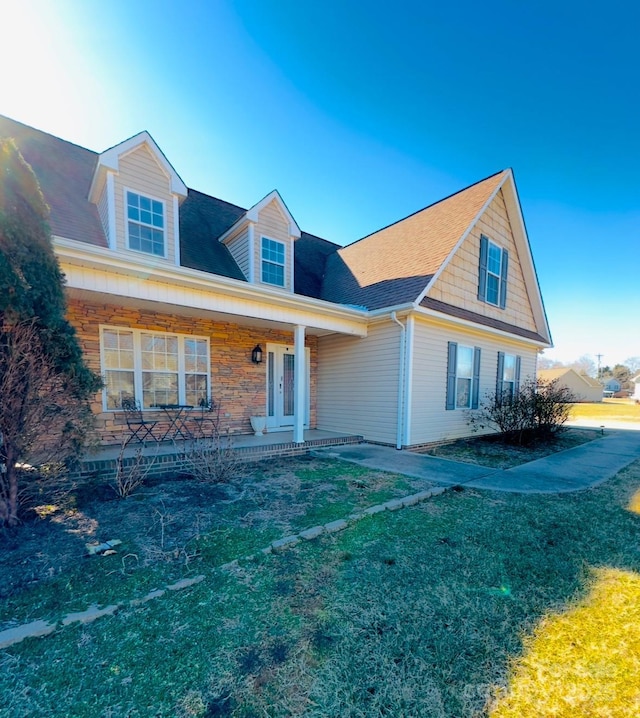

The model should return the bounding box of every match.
[293,324,306,444]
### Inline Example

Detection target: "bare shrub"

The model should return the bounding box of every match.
[182,431,243,484]
[112,439,158,499]
[469,377,576,445]
[181,401,244,484]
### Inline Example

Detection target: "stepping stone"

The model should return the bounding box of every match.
[363,504,386,515]
[130,589,165,606]
[62,604,121,626]
[271,535,300,550]
[383,498,403,511]
[299,526,324,540]
[166,576,204,591]
[401,493,423,506]
[0,620,57,649]
[324,519,349,533]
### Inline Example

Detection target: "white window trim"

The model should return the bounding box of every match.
[502,353,516,398]
[486,239,504,307]
[455,344,474,409]
[123,187,168,259]
[260,235,286,287]
[100,325,210,411]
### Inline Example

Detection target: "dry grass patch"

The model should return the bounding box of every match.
[419,428,598,469]
[491,567,640,717]
[570,398,640,423]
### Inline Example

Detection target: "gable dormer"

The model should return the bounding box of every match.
[218,190,301,291]
[88,132,187,265]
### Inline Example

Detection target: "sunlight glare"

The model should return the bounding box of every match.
[627,488,640,514]
[490,567,640,717]
[0,1,110,145]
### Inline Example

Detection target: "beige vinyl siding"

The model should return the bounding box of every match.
[427,189,537,332]
[225,226,250,280]
[409,315,538,445]
[255,199,292,291]
[97,181,110,244]
[317,321,401,445]
[113,145,176,263]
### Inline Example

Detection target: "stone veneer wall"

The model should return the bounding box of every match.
[66,299,318,445]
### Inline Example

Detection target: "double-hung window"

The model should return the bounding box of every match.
[446,342,481,410]
[126,191,165,257]
[101,327,209,410]
[478,235,508,308]
[497,352,521,403]
[261,237,285,287]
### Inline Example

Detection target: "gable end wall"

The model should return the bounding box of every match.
[427,189,537,332]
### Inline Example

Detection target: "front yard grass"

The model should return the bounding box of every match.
[0,457,420,630]
[2,452,639,716]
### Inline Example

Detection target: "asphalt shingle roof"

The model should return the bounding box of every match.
[1,115,537,341]
[320,171,507,310]
[178,189,247,280]
[0,115,105,247]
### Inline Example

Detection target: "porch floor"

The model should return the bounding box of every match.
[75,429,364,482]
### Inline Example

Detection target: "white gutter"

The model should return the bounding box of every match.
[390,311,406,450]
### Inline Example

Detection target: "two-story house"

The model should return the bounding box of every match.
[0,115,552,452]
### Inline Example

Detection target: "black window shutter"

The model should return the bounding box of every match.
[515,355,522,395]
[496,351,505,397]
[471,347,481,409]
[478,235,488,301]
[446,342,457,410]
[499,248,509,309]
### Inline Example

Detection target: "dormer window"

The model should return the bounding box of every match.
[126,190,165,257]
[261,236,285,286]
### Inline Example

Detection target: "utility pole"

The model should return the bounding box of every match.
[596,354,603,382]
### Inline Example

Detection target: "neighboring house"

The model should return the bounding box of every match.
[604,378,622,394]
[0,115,552,449]
[632,375,640,402]
[537,368,603,403]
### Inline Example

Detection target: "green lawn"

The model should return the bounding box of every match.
[2,457,639,716]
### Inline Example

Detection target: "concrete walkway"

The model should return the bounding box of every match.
[314,428,640,494]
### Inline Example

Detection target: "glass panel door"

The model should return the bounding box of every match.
[265,344,310,430]
[282,353,295,418]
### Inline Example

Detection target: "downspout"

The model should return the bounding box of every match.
[390,312,405,450]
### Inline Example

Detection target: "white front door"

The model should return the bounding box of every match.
[266,344,309,430]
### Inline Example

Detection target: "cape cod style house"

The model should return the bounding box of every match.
[0,115,552,453]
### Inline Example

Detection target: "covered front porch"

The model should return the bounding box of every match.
[58,239,368,450]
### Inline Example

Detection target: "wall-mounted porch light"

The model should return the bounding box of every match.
[251,344,263,364]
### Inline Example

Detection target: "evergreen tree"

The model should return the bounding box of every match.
[0,138,101,525]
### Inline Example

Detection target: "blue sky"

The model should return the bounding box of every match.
[2,0,638,367]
